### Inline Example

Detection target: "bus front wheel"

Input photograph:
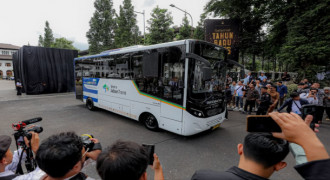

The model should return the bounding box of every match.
[143,113,159,131]
[86,98,95,111]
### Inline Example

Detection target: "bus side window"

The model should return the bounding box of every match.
[132,52,144,90]
[115,54,131,79]
[160,46,185,105]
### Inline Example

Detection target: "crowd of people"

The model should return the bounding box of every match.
[225,72,330,120]
[0,72,329,180]
[0,112,329,180]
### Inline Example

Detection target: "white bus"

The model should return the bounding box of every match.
[74,39,242,136]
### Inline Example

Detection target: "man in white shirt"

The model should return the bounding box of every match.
[300,88,319,104]
[0,133,38,180]
[258,72,267,81]
[233,81,245,111]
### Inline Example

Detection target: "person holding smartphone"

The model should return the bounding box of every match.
[300,88,319,104]
[269,112,330,179]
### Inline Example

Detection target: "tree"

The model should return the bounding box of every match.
[193,13,206,40]
[115,0,140,47]
[86,0,117,54]
[146,6,174,44]
[176,14,192,40]
[38,35,43,46]
[51,37,77,50]
[278,0,330,79]
[43,21,54,48]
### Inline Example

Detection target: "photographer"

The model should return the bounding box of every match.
[14,132,101,180]
[0,132,39,180]
[97,140,164,180]
[300,88,319,104]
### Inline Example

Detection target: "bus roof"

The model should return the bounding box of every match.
[74,39,222,61]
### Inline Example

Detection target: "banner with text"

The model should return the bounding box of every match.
[205,19,239,62]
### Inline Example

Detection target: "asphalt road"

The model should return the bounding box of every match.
[1,80,330,180]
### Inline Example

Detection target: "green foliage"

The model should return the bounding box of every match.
[193,13,206,40]
[86,0,117,54]
[176,14,192,40]
[115,0,140,47]
[51,37,77,50]
[279,0,330,66]
[146,6,174,44]
[43,21,54,48]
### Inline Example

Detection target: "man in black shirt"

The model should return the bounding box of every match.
[256,87,271,115]
[191,133,289,180]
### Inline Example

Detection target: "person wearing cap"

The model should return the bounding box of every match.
[0,133,39,180]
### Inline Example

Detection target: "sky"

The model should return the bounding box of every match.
[0,0,207,50]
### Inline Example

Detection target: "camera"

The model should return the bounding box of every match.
[81,134,95,152]
[12,117,43,144]
[11,117,43,174]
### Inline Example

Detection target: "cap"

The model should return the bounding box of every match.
[298,83,305,86]
[0,135,12,159]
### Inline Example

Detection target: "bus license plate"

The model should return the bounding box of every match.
[212,124,221,130]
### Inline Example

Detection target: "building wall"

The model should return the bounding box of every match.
[0,49,17,56]
[0,60,14,78]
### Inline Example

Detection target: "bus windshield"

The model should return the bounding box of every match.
[190,42,228,95]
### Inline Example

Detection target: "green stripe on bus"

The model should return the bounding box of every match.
[132,80,186,110]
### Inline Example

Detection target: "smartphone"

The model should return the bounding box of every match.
[142,144,155,165]
[246,115,282,132]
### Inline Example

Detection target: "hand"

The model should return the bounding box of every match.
[304,115,320,133]
[270,112,329,162]
[151,153,164,180]
[151,153,162,170]
[270,112,315,144]
[24,132,40,154]
[86,150,101,161]
[86,138,101,160]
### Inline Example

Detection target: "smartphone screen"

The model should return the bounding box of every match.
[246,115,282,132]
[142,144,155,165]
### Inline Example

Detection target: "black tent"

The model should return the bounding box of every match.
[13,46,78,94]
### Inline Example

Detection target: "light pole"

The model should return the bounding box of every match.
[134,10,145,44]
[169,4,193,36]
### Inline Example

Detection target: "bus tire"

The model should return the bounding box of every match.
[86,98,96,111]
[143,113,159,131]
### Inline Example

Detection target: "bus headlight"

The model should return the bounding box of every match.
[190,108,204,117]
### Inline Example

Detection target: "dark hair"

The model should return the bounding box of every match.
[290,92,299,98]
[97,140,148,180]
[310,88,318,92]
[271,85,277,89]
[261,87,268,90]
[243,133,289,168]
[278,81,282,84]
[36,132,83,178]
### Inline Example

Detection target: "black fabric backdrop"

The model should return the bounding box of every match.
[13,46,78,94]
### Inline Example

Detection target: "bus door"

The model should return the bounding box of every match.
[159,49,185,133]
